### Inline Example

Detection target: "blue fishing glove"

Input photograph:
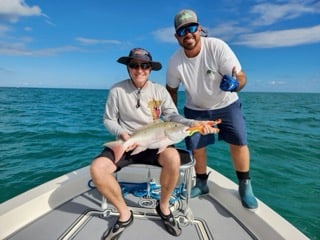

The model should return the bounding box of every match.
[220,75,239,92]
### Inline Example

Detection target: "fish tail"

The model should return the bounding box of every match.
[103,140,125,162]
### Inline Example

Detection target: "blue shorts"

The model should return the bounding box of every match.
[184,99,247,150]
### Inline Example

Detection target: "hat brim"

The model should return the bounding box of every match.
[175,21,198,31]
[117,57,162,71]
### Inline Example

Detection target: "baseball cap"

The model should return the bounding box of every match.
[174,9,198,31]
[117,48,162,71]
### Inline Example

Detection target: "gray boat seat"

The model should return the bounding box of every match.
[100,148,195,223]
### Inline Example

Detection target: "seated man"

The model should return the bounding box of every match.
[90,48,218,239]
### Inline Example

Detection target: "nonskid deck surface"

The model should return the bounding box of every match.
[7,189,257,240]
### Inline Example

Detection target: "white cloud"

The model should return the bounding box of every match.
[235,25,320,48]
[0,66,13,73]
[206,22,250,41]
[153,23,320,48]
[269,80,286,86]
[0,36,122,57]
[152,27,176,43]
[250,2,317,26]
[0,40,26,55]
[31,46,80,56]
[24,26,32,32]
[0,0,42,22]
[0,24,10,36]
[76,37,122,45]
[0,40,79,56]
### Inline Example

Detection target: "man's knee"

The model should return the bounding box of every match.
[90,157,116,176]
[158,148,180,168]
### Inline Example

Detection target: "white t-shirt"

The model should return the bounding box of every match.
[166,37,241,110]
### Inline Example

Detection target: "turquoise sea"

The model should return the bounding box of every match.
[0,87,319,239]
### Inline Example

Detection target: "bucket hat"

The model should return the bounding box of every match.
[117,48,162,71]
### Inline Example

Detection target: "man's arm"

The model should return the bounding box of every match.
[166,84,179,106]
[235,70,247,92]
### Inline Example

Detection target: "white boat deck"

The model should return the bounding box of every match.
[0,165,309,240]
[5,188,256,240]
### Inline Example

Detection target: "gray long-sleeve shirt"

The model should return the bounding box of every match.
[104,79,194,138]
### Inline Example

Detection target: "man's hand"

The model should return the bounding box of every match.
[220,75,239,92]
[119,132,137,151]
[188,119,222,135]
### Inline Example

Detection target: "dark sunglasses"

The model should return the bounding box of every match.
[128,62,151,70]
[176,24,199,37]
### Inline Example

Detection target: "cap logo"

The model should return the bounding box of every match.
[174,9,198,30]
[179,12,194,22]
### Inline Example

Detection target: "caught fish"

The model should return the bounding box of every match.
[104,121,190,162]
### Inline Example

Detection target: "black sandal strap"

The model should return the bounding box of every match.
[116,210,134,227]
[102,210,134,240]
[156,203,181,236]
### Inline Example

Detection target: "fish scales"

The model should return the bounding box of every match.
[104,121,189,162]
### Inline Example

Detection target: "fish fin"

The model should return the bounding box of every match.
[157,145,168,154]
[103,140,125,162]
[131,146,147,155]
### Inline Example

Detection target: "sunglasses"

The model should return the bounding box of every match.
[128,62,151,70]
[176,24,199,37]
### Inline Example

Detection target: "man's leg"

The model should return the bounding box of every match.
[230,144,250,171]
[230,144,258,209]
[190,147,210,197]
[157,148,182,236]
[183,107,213,198]
[158,148,180,214]
[90,156,131,221]
[193,147,207,174]
[90,156,133,239]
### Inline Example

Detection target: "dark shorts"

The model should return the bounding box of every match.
[184,99,247,150]
[95,146,192,171]
[95,147,161,171]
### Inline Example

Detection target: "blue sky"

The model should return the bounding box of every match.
[0,0,319,92]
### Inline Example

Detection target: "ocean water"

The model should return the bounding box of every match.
[0,87,319,239]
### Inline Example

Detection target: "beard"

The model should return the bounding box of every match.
[179,35,200,51]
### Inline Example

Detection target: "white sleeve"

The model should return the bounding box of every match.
[103,89,126,138]
[216,39,242,76]
[166,52,181,89]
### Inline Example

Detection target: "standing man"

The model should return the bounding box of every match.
[166,9,258,209]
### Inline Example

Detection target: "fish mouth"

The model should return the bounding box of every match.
[174,126,190,136]
[182,127,190,133]
[183,127,198,136]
